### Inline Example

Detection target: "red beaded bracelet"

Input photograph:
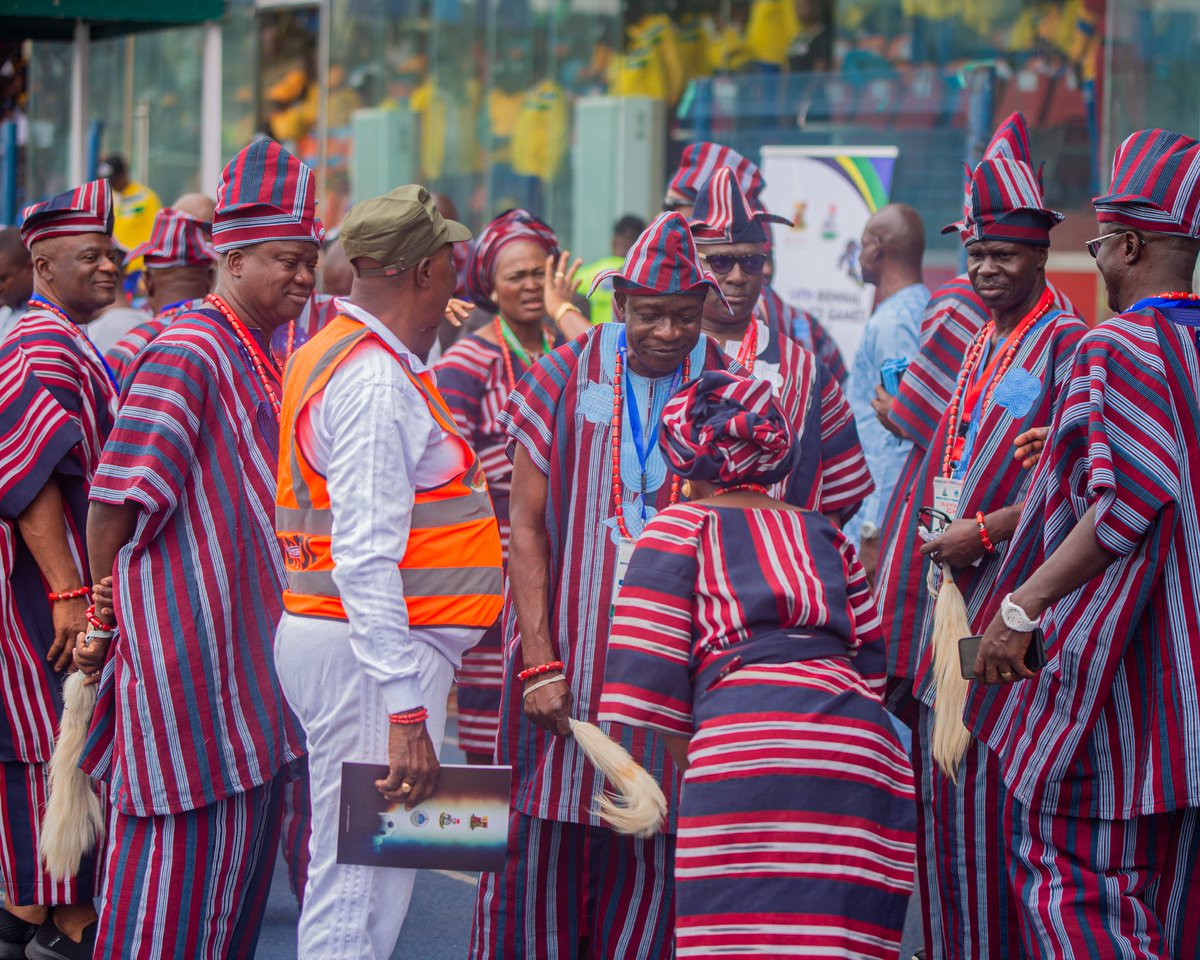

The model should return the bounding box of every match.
[518,660,564,682]
[388,707,428,725]
[48,586,89,603]
[976,511,996,553]
[85,604,115,631]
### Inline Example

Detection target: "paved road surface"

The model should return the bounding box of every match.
[254,714,924,959]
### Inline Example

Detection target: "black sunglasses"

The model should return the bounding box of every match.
[698,252,768,276]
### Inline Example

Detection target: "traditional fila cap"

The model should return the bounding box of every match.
[212,138,324,252]
[689,167,791,245]
[942,157,1063,247]
[588,211,729,310]
[1093,128,1200,238]
[466,208,560,311]
[126,208,216,269]
[667,142,765,210]
[951,111,1044,242]
[20,179,114,249]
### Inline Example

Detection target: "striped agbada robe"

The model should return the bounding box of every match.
[105,301,195,387]
[873,295,1085,959]
[966,305,1200,957]
[600,503,915,959]
[84,305,303,958]
[720,318,873,518]
[0,309,116,906]
[757,282,848,383]
[469,324,737,959]
[435,331,561,758]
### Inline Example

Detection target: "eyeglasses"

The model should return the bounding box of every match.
[1085,230,1146,259]
[698,252,768,275]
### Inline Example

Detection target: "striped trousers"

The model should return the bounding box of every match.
[913,703,1020,959]
[0,760,98,906]
[469,812,675,959]
[1008,795,1200,959]
[93,771,285,959]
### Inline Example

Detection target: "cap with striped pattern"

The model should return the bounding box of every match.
[667,142,765,211]
[127,207,216,268]
[689,167,791,245]
[943,157,1063,247]
[20,179,114,249]
[213,138,324,252]
[1093,128,1200,238]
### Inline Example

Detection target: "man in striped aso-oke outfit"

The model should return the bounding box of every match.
[969,128,1200,960]
[469,213,740,958]
[77,138,317,959]
[0,180,122,959]
[874,145,1087,959]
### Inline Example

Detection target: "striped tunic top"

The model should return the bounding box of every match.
[874,302,1086,688]
[85,307,303,816]
[106,315,172,388]
[0,335,95,762]
[967,306,1200,820]
[497,324,737,824]
[722,319,872,516]
[599,503,885,738]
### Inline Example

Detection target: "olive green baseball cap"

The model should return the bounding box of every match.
[340,184,472,277]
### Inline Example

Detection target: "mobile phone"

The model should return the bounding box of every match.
[958,628,1045,680]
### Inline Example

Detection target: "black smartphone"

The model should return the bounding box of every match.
[958,628,1045,680]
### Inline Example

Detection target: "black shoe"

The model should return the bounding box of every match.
[22,920,96,960]
[0,909,35,960]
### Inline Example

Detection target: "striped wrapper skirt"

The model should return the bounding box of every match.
[675,659,916,959]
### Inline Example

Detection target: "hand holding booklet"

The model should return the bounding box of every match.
[336,762,511,872]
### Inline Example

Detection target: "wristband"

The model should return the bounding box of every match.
[553,302,582,325]
[48,586,89,603]
[518,660,564,682]
[523,674,566,698]
[976,512,995,553]
[388,707,428,725]
[1000,593,1041,632]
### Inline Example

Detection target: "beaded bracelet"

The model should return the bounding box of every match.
[48,586,89,603]
[976,512,996,553]
[518,660,564,682]
[388,707,429,726]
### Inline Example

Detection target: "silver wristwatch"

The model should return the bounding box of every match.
[1000,593,1041,632]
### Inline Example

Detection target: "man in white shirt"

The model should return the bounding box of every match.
[273,185,503,960]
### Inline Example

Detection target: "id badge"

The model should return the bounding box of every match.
[930,476,964,534]
[610,537,636,616]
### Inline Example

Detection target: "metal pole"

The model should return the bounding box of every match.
[69,19,90,186]
[316,0,330,212]
[1,122,17,226]
[201,20,224,193]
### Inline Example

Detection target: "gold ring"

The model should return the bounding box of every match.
[554,272,565,279]
[1000,671,1014,679]
[400,782,412,794]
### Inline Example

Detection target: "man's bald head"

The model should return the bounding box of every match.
[430,192,460,223]
[0,228,33,308]
[172,193,216,223]
[860,202,925,285]
[320,238,354,297]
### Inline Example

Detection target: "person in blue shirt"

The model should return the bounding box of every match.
[844,203,930,579]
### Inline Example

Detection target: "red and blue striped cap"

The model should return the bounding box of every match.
[466,208,561,311]
[213,138,325,252]
[667,142,765,211]
[127,208,215,268]
[1093,128,1200,237]
[951,111,1049,241]
[943,157,1063,247]
[689,167,791,245]
[587,211,729,310]
[20,179,114,249]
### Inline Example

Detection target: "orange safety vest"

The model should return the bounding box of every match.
[276,313,503,628]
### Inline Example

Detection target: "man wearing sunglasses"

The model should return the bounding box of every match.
[688,167,873,526]
[843,203,930,576]
[972,128,1200,959]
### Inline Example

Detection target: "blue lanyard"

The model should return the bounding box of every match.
[28,294,122,393]
[617,327,685,521]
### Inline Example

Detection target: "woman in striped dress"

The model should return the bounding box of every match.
[435,209,587,762]
[599,371,916,959]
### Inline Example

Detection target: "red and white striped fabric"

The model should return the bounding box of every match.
[213,138,324,252]
[1094,128,1200,236]
[20,179,113,247]
[587,211,726,306]
[688,166,789,245]
[667,141,765,210]
[127,207,215,268]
